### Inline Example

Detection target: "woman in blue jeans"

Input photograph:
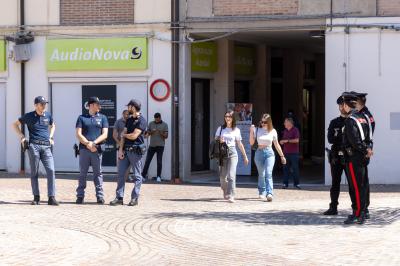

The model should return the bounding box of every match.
[250,114,286,201]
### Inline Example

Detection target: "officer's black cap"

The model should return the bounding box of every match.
[126,99,141,111]
[154,112,161,118]
[348,91,368,99]
[34,96,48,104]
[341,92,358,105]
[88,97,100,105]
[336,96,344,105]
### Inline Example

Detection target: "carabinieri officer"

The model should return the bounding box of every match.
[323,96,349,215]
[341,93,372,224]
[12,96,59,205]
[110,99,147,207]
[75,97,109,204]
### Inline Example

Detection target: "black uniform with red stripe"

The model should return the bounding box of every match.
[327,116,348,209]
[359,106,375,212]
[343,110,371,218]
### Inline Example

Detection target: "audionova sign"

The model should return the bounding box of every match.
[46,38,148,71]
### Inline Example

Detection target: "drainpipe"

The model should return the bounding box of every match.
[171,0,180,182]
[20,0,26,173]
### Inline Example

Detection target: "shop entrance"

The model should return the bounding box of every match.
[0,83,5,169]
[191,78,210,171]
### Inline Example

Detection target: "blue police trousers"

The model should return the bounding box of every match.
[28,143,56,197]
[116,151,143,200]
[76,148,104,199]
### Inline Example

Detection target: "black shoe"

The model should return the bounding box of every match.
[31,195,40,205]
[294,185,301,189]
[48,196,59,206]
[76,197,84,204]
[365,210,370,219]
[97,197,105,205]
[110,198,123,206]
[357,216,366,225]
[344,214,359,225]
[282,185,288,189]
[323,207,338,215]
[128,198,138,206]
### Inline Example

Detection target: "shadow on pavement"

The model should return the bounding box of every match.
[149,207,400,227]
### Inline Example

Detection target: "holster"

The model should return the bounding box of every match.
[73,144,80,157]
[125,144,146,156]
[21,139,29,153]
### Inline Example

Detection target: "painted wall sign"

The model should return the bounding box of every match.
[191,42,218,72]
[234,46,256,76]
[0,41,6,72]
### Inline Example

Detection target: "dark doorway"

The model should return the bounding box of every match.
[234,80,250,103]
[191,79,210,171]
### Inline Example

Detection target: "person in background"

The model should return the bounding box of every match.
[280,117,301,189]
[142,113,168,182]
[113,110,132,182]
[250,114,286,201]
[215,110,249,203]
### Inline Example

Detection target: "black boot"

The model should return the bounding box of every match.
[344,214,358,224]
[48,196,59,206]
[323,203,338,215]
[31,195,40,205]
[110,198,123,206]
[97,197,105,205]
[76,197,84,204]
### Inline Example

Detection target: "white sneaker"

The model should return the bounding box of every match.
[266,194,273,202]
[259,194,266,199]
[228,196,235,203]
[156,176,162,182]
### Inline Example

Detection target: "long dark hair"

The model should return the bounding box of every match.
[223,110,236,129]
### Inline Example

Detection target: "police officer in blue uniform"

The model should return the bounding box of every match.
[323,96,349,215]
[12,96,59,205]
[341,93,372,224]
[75,97,109,204]
[110,99,147,207]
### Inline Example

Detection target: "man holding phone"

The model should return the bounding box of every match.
[142,113,168,182]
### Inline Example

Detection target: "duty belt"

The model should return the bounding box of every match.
[30,139,51,146]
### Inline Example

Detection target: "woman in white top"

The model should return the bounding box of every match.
[249,114,286,201]
[215,110,249,203]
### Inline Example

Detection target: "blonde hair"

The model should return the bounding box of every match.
[259,113,274,132]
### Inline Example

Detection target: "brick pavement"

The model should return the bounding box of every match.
[0,173,399,265]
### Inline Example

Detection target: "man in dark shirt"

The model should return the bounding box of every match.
[324,96,349,215]
[110,99,147,207]
[12,96,59,205]
[75,97,109,204]
[280,117,301,189]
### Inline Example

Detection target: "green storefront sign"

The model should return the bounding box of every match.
[0,41,6,72]
[234,46,256,76]
[46,38,148,71]
[191,42,218,72]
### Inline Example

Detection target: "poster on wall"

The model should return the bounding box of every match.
[226,103,253,176]
[82,85,117,167]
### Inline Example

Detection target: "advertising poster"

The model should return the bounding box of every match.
[226,103,253,176]
[82,85,117,167]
